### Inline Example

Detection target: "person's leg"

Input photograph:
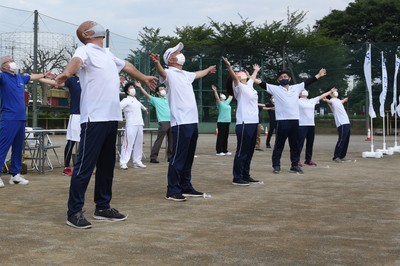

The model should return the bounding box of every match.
[167,124,190,196]
[272,120,289,168]
[233,123,245,181]
[166,123,173,161]
[67,122,103,217]
[266,120,276,147]
[340,124,351,159]
[94,121,118,210]
[150,122,168,161]
[10,121,25,176]
[132,126,143,164]
[180,124,198,191]
[333,125,345,160]
[287,120,300,167]
[64,140,76,167]
[297,126,307,162]
[221,123,230,153]
[242,123,258,178]
[305,126,315,163]
[216,122,224,154]
[119,125,134,166]
[0,121,15,178]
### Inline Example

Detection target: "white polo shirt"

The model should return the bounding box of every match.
[265,83,305,120]
[233,79,259,124]
[73,43,125,123]
[299,97,320,126]
[120,96,146,126]
[161,67,197,126]
[329,98,350,127]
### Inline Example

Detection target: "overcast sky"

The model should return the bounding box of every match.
[1,0,354,39]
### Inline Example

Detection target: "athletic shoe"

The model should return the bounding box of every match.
[0,177,4,188]
[243,176,261,184]
[224,152,232,156]
[273,166,281,174]
[232,179,250,186]
[340,158,353,163]
[120,164,128,170]
[133,162,147,168]
[165,194,187,202]
[182,189,204,197]
[255,148,264,151]
[266,144,271,148]
[9,174,29,185]
[150,159,160,163]
[63,167,73,176]
[216,152,225,156]
[333,158,343,163]
[304,161,317,166]
[290,165,304,174]
[66,211,92,229]
[93,208,127,221]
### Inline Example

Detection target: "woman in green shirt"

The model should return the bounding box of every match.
[211,84,233,156]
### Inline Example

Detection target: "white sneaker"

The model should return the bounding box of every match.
[0,177,4,188]
[133,162,146,168]
[120,164,128,170]
[225,152,232,156]
[216,152,225,156]
[9,174,29,185]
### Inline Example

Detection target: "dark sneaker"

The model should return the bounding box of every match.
[182,189,204,197]
[165,194,187,201]
[66,211,92,229]
[243,176,262,184]
[266,144,271,148]
[150,159,160,163]
[273,166,281,174]
[93,208,127,221]
[290,165,304,174]
[304,160,317,166]
[232,179,250,186]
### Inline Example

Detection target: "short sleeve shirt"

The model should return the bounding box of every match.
[73,43,125,123]
[148,96,170,122]
[217,98,232,123]
[329,98,350,127]
[160,67,197,126]
[233,79,259,124]
[265,83,305,120]
[298,96,320,126]
[0,72,30,121]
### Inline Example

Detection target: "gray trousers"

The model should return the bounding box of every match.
[150,121,172,161]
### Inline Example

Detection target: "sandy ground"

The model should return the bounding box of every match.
[0,133,399,265]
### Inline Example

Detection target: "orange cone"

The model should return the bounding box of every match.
[366,128,372,141]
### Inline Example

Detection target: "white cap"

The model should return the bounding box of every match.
[163,42,184,65]
[300,90,309,97]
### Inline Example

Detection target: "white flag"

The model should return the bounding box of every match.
[364,44,376,118]
[379,52,388,117]
[393,55,400,115]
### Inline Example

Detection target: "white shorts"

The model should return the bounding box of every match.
[66,114,81,142]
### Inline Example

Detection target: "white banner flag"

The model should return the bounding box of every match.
[391,55,400,115]
[364,44,376,118]
[379,52,388,117]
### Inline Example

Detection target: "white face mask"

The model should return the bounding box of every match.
[333,91,338,97]
[301,90,309,97]
[159,90,167,97]
[220,94,226,101]
[84,23,106,38]
[176,53,185,66]
[8,62,18,72]
[129,88,136,97]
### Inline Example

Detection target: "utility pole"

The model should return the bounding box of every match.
[32,10,39,127]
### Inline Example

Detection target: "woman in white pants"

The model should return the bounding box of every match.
[120,82,148,169]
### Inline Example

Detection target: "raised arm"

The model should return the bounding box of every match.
[55,57,83,87]
[222,57,239,87]
[195,65,217,79]
[318,87,336,100]
[123,61,157,90]
[150,53,167,81]
[211,84,220,103]
[304,68,327,88]
[135,80,151,99]
[249,64,260,81]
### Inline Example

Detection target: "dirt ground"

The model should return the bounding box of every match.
[0,133,399,265]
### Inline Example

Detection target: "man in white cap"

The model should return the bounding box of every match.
[150,43,216,201]
[0,56,49,188]
[55,20,157,229]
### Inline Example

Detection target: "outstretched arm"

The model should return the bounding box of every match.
[222,57,239,87]
[150,53,167,81]
[123,61,157,90]
[249,64,260,81]
[211,84,220,103]
[318,87,336,100]
[135,80,151,99]
[195,65,217,79]
[55,57,83,87]
[304,68,327,88]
